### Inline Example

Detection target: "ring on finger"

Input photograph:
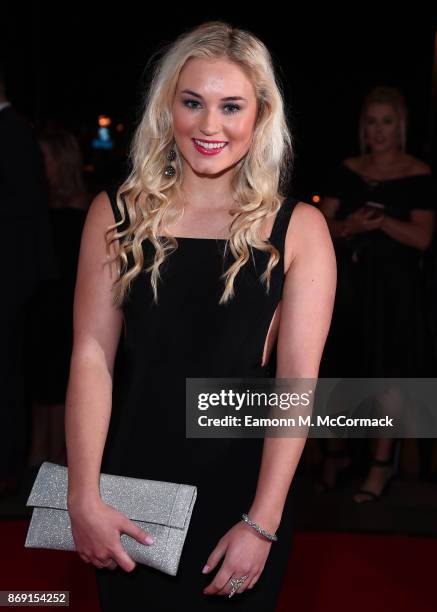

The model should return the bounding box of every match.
[228,575,248,598]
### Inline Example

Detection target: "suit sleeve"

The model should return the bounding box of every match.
[0,110,49,218]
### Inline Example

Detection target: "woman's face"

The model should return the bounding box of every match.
[172,57,258,177]
[364,102,401,154]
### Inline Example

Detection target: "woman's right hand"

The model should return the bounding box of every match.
[68,496,154,572]
[343,206,383,236]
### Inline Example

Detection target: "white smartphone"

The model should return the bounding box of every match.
[363,201,385,218]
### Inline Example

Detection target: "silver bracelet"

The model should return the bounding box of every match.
[241,513,278,542]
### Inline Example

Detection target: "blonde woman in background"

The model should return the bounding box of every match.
[319,86,435,502]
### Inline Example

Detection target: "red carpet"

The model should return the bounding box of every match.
[276,530,436,612]
[2,520,435,611]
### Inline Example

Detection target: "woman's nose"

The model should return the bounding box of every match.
[199,109,221,135]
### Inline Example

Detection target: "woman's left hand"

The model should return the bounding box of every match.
[202,520,273,596]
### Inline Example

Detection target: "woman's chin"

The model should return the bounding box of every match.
[188,160,232,178]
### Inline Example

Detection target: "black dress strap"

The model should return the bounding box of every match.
[269,195,300,253]
[105,183,130,234]
[105,184,137,278]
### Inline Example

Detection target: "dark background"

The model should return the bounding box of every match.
[2,5,437,199]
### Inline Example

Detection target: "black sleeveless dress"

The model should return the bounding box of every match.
[94,185,299,611]
[319,161,436,377]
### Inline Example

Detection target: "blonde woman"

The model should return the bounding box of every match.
[65,21,336,610]
[319,86,435,501]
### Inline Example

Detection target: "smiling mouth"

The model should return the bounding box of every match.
[192,138,228,155]
[192,138,228,147]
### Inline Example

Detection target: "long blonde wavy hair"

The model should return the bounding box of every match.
[105,20,294,307]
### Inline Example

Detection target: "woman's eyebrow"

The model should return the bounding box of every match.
[181,89,246,101]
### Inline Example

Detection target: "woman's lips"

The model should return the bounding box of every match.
[192,139,228,156]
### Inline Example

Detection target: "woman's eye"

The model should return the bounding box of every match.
[182,99,240,114]
[223,104,241,114]
[183,99,201,110]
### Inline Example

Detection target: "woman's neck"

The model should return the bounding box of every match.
[367,149,404,168]
[180,167,235,210]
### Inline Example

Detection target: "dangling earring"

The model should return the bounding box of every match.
[164,148,176,177]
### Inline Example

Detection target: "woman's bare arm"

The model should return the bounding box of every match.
[379,209,435,251]
[65,191,123,508]
[247,202,337,532]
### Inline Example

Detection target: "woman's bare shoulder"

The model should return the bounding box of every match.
[82,190,118,234]
[285,201,332,273]
[345,153,431,177]
[406,156,432,176]
[343,156,361,171]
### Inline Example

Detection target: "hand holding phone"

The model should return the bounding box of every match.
[363,201,385,219]
[342,203,386,237]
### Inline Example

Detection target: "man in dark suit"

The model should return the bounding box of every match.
[0,62,59,497]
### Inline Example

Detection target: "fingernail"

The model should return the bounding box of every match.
[202,564,210,574]
[144,535,154,545]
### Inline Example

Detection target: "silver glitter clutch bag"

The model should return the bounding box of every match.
[24,461,197,576]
